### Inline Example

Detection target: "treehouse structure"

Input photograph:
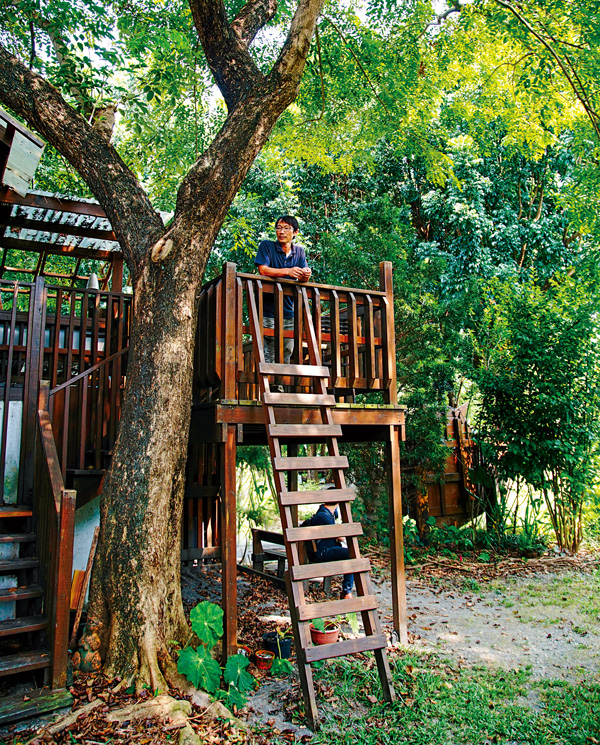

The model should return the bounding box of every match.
[0,182,408,721]
[0,175,477,724]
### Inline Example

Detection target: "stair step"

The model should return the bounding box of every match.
[0,558,39,572]
[259,362,330,378]
[280,488,356,506]
[268,424,342,439]
[263,392,336,407]
[305,634,388,663]
[0,650,51,678]
[0,615,47,636]
[286,522,363,543]
[274,455,348,472]
[0,506,32,518]
[298,594,379,622]
[0,687,72,725]
[291,558,371,582]
[0,533,36,544]
[0,585,43,603]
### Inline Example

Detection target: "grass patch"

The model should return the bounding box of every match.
[281,650,600,744]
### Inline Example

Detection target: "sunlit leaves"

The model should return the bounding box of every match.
[177,646,222,692]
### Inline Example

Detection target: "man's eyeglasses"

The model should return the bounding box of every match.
[276,225,294,231]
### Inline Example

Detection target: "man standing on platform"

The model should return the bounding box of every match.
[254,215,311,366]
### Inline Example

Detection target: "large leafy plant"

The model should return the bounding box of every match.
[177,601,255,709]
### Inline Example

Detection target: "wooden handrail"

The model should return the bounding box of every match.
[237,271,388,298]
[49,345,129,396]
[36,382,76,689]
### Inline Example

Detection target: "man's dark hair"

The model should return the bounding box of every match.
[275,215,299,232]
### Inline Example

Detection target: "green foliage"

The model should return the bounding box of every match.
[270,657,294,678]
[177,645,222,693]
[190,601,223,649]
[178,601,254,708]
[223,655,255,693]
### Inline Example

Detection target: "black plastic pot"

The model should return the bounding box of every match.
[262,631,293,658]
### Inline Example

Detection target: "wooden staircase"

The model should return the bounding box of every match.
[0,505,50,681]
[247,285,395,729]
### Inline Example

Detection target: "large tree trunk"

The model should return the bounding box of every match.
[88,240,208,689]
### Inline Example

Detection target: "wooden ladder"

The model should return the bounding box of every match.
[247,284,395,729]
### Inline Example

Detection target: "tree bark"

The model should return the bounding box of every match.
[0,0,325,689]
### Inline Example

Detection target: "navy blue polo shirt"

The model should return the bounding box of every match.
[254,239,308,318]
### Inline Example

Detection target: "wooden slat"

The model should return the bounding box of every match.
[0,558,39,571]
[285,522,362,543]
[0,533,36,543]
[291,558,371,582]
[259,362,330,378]
[0,615,47,636]
[305,633,388,662]
[280,488,356,506]
[262,392,336,407]
[0,506,32,518]
[274,455,348,472]
[0,651,51,678]
[297,594,378,621]
[0,585,43,602]
[268,424,342,439]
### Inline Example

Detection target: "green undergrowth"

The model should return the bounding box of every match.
[282,650,600,744]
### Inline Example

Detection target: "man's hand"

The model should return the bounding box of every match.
[293,266,312,282]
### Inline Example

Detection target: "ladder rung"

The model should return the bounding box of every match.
[298,594,378,621]
[280,488,356,506]
[263,392,336,407]
[268,424,342,439]
[291,558,371,582]
[286,523,363,543]
[259,362,330,378]
[274,456,348,472]
[305,633,388,662]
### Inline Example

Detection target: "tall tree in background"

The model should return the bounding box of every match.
[0,0,324,688]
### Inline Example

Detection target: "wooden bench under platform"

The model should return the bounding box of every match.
[248,528,332,594]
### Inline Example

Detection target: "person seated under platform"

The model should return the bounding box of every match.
[310,501,354,600]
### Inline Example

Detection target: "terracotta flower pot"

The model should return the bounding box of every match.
[254,649,275,670]
[309,622,340,645]
[237,644,252,658]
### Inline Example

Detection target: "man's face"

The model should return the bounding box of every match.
[276,221,297,241]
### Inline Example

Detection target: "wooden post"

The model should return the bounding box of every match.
[221,263,237,401]
[20,276,46,504]
[51,488,76,689]
[386,424,408,643]
[111,254,124,292]
[220,423,237,659]
[379,262,397,406]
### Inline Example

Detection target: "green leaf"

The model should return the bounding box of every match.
[190,601,223,650]
[223,654,255,693]
[271,657,294,677]
[177,646,221,693]
[216,684,247,710]
[312,618,326,632]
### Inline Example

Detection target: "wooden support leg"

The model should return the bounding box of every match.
[286,573,319,731]
[221,424,238,659]
[386,425,408,644]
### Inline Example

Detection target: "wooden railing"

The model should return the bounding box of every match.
[0,279,132,496]
[35,382,76,689]
[48,346,129,478]
[194,261,397,404]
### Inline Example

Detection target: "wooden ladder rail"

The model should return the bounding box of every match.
[247,282,395,730]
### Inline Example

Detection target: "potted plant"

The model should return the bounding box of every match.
[262,628,293,659]
[309,618,340,645]
[237,644,252,658]
[254,649,275,670]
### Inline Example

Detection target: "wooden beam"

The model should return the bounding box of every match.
[386,424,408,644]
[220,424,237,659]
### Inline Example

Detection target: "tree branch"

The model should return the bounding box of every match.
[232,0,278,46]
[0,43,163,272]
[189,0,265,110]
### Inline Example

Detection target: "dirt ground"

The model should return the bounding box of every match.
[238,552,600,733]
[3,554,598,743]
